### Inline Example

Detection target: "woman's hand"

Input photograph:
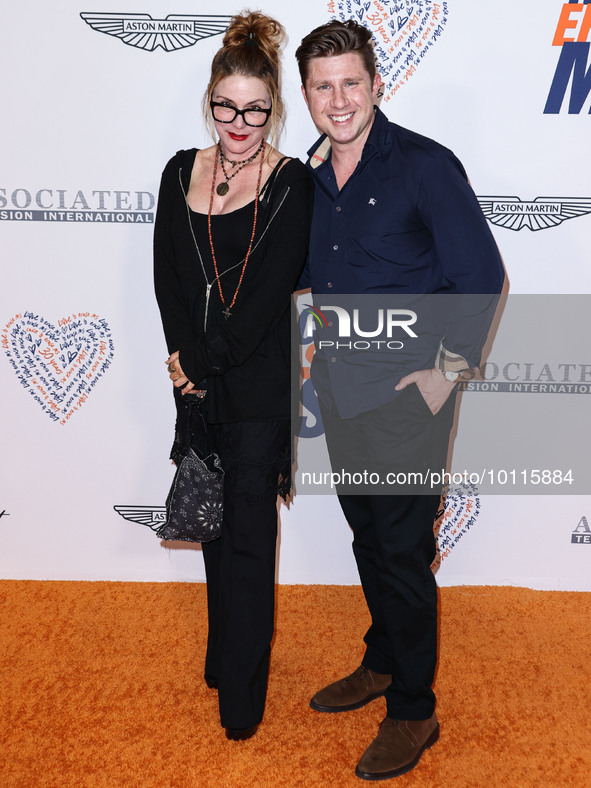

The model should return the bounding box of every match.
[166,351,195,395]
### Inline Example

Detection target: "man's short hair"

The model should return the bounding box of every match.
[295,20,377,86]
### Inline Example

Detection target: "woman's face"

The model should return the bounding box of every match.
[211,74,271,159]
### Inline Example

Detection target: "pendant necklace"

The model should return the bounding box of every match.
[208,139,265,318]
[216,137,264,196]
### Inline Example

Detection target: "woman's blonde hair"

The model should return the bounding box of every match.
[203,10,285,147]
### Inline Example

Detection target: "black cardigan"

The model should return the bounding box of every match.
[154,149,313,423]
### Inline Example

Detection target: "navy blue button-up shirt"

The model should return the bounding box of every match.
[300,108,504,418]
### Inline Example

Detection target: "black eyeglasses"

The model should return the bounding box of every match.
[210,101,272,128]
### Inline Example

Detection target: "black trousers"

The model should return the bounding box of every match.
[321,384,456,720]
[201,419,289,730]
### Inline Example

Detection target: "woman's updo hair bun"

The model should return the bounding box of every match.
[204,10,286,146]
[222,11,284,67]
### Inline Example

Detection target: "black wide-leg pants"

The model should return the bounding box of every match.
[201,419,289,730]
[321,384,456,721]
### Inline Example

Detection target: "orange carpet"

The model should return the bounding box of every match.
[1,582,590,787]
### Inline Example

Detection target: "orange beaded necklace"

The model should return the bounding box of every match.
[207,140,265,319]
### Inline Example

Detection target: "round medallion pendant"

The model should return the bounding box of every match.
[216,182,229,196]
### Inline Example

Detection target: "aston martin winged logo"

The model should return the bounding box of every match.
[114,505,166,530]
[477,196,591,232]
[80,13,231,52]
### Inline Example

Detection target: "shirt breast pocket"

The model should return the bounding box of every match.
[348,201,429,268]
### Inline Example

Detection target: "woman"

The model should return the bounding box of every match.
[153,11,313,740]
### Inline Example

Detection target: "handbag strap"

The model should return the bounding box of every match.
[182,395,216,458]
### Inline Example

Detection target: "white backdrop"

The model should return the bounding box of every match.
[1,1,590,589]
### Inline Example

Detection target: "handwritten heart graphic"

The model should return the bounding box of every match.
[432,484,481,570]
[328,0,449,103]
[2,311,115,425]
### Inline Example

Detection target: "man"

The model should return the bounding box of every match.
[295,20,504,781]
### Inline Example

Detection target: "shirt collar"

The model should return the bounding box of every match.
[306,106,390,171]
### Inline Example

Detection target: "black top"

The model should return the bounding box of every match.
[189,201,256,337]
[154,149,313,423]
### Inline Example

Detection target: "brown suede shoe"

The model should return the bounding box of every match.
[310,666,392,713]
[355,714,439,780]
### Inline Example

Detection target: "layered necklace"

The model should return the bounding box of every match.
[208,139,265,318]
[216,137,264,196]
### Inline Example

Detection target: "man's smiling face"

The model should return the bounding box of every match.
[302,52,381,152]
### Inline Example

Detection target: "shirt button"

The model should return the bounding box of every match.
[327,282,333,288]
[331,357,337,363]
[333,245,338,251]
[336,206,341,212]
